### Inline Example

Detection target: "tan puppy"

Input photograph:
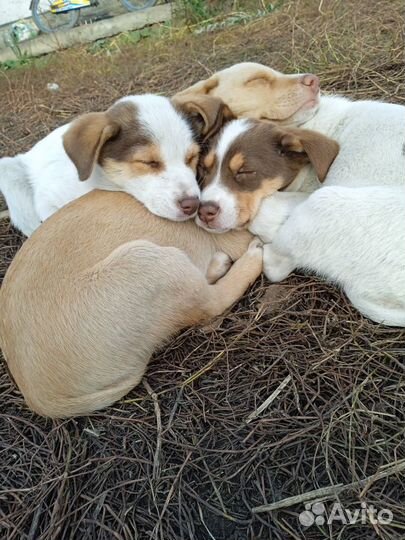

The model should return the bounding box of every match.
[176,62,320,126]
[0,191,261,418]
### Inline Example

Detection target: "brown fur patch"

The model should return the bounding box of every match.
[99,101,152,165]
[63,112,120,181]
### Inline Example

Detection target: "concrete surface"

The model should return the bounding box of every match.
[0,3,171,62]
[0,0,32,27]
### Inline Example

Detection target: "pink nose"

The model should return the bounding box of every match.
[177,197,199,216]
[301,73,320,93]
[198,202,220,224]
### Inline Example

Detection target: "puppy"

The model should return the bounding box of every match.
[196,118,339,232]
[0,189,262,418]
[196,119,405,326]
[250,187,405,327]
[177,62,405,191]
[0,94,231,236]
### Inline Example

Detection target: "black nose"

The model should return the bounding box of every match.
[177,197,199,216]
[198,202,220,224]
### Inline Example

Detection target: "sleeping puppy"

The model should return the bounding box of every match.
[197,118,339,232]
[197,119,405,326]
[177,62,405,192]
[0,94,232,236]
[0,189,262,418]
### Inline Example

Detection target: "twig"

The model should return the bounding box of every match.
[246,375,292,423]
[252,459,405,513]
[143,381,162,484]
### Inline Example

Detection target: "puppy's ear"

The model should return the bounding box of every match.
[175,74,219,97]
[173,95,234,141]
[279,128,339,182]
[63,112,120,181]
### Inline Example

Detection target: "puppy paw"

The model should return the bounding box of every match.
[244,237,264,278]
[206,251,233,284]
[263,243,294,282]
[248,237,264,252]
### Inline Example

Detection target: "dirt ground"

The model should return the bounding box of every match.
[0,1,404,539]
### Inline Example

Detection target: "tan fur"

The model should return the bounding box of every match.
[0,191,261,418]
[237,178,285,227]
[204,151,216,170]
[175,63,317,123]
[185,144,200,171]
[229,153,245,174]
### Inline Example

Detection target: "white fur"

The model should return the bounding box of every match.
[288,95,405,192]
[251,187,405,326]
[1,95,200,235]
[198,119,252,232]
[248,88,405,326]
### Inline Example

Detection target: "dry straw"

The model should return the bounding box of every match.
[0,0,404,538]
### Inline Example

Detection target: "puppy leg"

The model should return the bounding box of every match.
[206,252,233,284]
[201,239,263,318]
[263,243,295,282]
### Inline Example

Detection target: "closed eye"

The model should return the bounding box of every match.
[136,160,161,169]
[235,170,256,182]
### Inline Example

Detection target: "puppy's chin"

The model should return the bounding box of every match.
[289,93,321,126]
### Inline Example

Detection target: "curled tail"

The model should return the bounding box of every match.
[0,156,41,236]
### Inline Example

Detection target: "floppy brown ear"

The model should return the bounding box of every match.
[172,95,234,141]
[280,128,339,182]
[63,112,120,181]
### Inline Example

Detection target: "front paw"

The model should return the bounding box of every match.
[263,244,295,282]
[206,252,233,284]
[244,237,264,278]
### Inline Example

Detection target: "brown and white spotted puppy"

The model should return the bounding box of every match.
[197,119,339,232]
[2,94,231,236]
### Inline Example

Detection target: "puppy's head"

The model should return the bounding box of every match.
[197,119,339,233]
[176,62,320,126]
[63,94,229,221]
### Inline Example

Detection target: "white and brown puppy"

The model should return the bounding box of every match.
[177,62,405,192]
[197,119,339,232]
[196,120,405,326]
[0,189,262,418]
[0,94,232,236]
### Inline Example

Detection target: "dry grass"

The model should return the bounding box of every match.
[0,1,404,538]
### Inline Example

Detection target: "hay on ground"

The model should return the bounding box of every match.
[0,1,404,538]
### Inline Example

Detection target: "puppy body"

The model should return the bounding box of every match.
[0,190,261,418]
[250,187,405,326]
